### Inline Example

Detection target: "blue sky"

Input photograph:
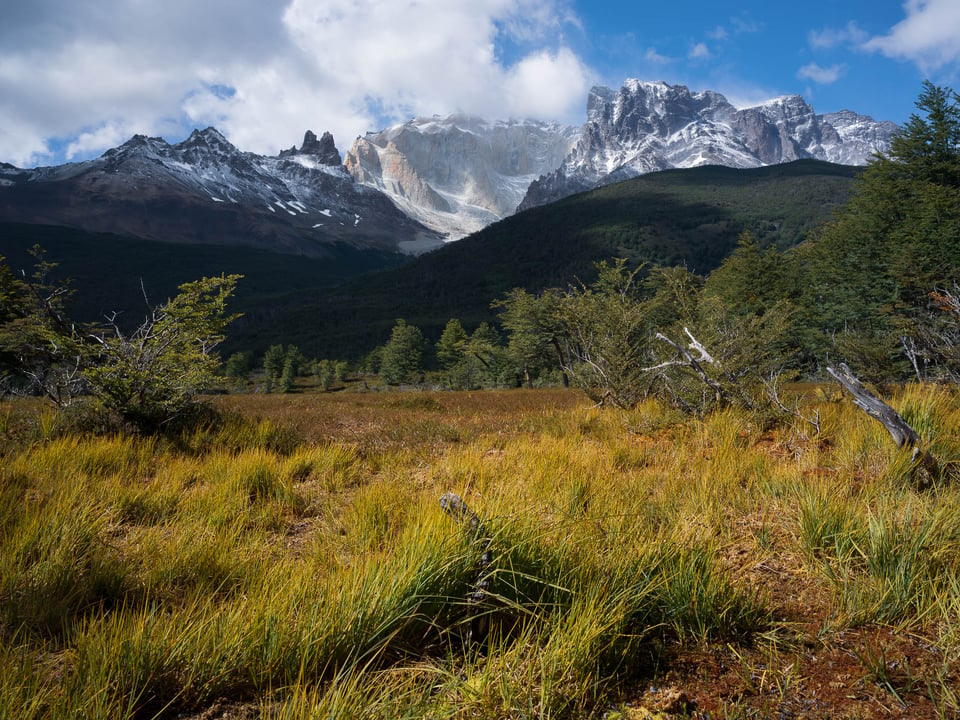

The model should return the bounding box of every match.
[1,0,957,168]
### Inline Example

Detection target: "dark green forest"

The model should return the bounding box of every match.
[1,160,856,360]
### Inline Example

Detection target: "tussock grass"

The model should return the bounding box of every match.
[3,386,960,717]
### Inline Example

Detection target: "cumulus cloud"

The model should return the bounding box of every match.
[797,62,847,85]
[503,48,593,118]
[0,0,590,167]
[864,0,960,70]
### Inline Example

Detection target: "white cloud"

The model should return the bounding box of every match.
[645,48,671,65]
[0,0,590,167]
[65,122,140,161]
[808,22,868,50]
[797,62,847,85]
[864,0,960,70]
[503,48,593,118]
[689,43,710,60]
[706,26,728,41]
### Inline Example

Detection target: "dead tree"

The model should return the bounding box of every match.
[826,363,941,484]
[440,492,493,646]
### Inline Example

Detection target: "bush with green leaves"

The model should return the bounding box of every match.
[497,251,797,416]
[83,274,242,430]
[0,247,85,405]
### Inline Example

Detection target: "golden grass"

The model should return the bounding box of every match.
[1,385,959,718]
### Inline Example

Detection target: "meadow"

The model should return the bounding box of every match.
[2,385,960,719]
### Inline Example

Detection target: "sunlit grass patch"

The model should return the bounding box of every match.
[2,387,959,717]
[0,482,129,637]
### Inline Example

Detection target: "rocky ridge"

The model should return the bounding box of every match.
[1,80,898,252]
[0,128,443,257]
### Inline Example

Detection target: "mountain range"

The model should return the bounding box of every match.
[0,79,897,355]
[1,79,896,252]
[518,80,898,210]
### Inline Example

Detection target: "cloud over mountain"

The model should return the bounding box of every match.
[0,0,589,167]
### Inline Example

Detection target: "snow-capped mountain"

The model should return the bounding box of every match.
[1,80,899,254]
[344,115,579,239]
[519,80,897,210]
[0,128,443,257]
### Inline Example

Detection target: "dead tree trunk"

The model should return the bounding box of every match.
[647,329,727,406]
[826,363,941,484]
[439,492,493,646]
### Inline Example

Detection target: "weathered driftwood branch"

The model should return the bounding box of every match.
[439,492,493,645]
[826,363,941,484]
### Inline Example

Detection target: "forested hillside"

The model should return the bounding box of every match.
[252,160,856,359]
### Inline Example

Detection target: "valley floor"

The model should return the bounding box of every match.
[2,386,959,719]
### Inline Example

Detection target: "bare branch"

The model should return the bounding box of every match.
[762,370,820,433]
[654,332,727,403]
[684,326,716,364]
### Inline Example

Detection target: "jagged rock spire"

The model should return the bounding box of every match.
[300,130,342,166]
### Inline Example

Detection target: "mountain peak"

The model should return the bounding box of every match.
[181,127,234,152]
[345,114,578,239]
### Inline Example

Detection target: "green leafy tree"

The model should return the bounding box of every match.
[279,358,296,393]
[884,81,960,188]
[380,319,426,385]
[363,346,383,376]
[559,259,652,407]
[495,288,568,387]
[263,344,286,380]
[314,358,335,391]
[640,265,703,330]
[83,274,241,430]
[703,232,797,317]
[224,351,255,379]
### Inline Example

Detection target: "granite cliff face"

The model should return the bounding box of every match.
[0,128,443,257]
[344,115,579,239]
[518,80,897,210]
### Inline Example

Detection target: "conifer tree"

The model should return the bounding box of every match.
[380,319,425,385]
[799,82,960,382]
